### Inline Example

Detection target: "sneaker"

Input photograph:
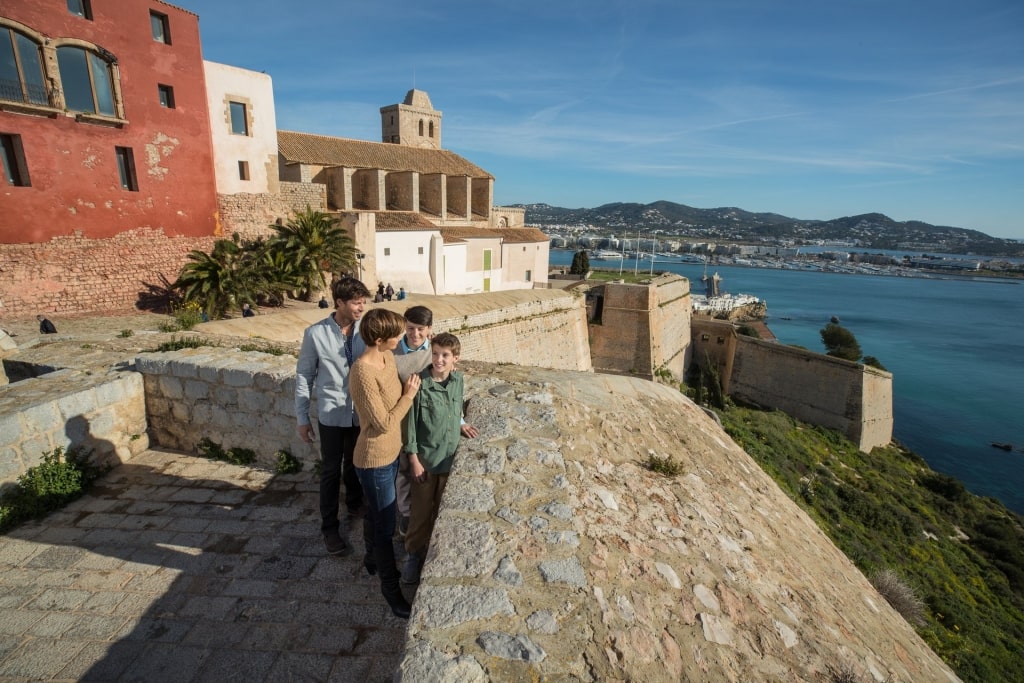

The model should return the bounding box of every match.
[323,530,352,556]
[398,515,410,538]
[400,553,422,585]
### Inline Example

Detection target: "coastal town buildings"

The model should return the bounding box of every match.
[1,0,546,315]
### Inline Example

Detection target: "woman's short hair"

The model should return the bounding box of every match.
[360,308,406,345]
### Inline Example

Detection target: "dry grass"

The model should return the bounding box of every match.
[871,568,927,626]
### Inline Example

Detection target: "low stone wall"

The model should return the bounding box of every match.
[0,369,149,493]
[134,349,308,467]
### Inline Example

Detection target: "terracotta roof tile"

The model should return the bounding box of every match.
[278,131,493,179]
[371,212,440,231]
[492,227,550,243]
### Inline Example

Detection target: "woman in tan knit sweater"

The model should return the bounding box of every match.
[349,308,420,618]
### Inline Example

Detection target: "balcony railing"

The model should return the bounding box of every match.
[0,78,57,108]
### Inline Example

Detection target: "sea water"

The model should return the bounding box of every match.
[550,251,1024,513]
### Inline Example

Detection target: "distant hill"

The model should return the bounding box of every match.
[515,201,1023,257]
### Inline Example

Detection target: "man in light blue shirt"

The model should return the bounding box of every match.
[295,278,371,556]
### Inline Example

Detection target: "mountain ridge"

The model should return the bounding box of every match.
[514,201,1023,256]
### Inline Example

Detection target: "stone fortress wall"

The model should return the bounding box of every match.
[588,274,691,380]
[731,337,894,451]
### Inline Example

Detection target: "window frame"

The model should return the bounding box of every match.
[0,27,51,107]
[237,160,249,180]
[66,0,93,19]
[150,11,171,44]
[115,146,138,191]
[157,83,175,108]
[228,100,249,136]
[56,45,117,117]
[1,133,31,187]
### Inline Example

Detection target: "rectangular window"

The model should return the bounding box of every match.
[157,84,175,108]
[67,0,92,19]
[417,246,424,254]
[238,160,249,180]
[151,11,171,43]
[483,249,492,270]
[115,146,138,191]
[525,270,532,282]
[384,248,391,256]
[1,133,31,186]
[229,101,248,135]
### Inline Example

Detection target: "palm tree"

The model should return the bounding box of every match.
[269,207,357,300]
[174,235,261,318]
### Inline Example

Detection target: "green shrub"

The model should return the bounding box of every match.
[0,447,106,532]
[196,437,255,466]
[118,329,134,338]
[645,453,683,477]
[153,336,211,352]
[274,450,302,474]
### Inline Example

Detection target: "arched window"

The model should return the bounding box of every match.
[56,45,116,116]
[418,119,424,136]
[428,121,434,138]
[0,27,48,106]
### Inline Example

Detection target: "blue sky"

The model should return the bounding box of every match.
[177,0,1024,239]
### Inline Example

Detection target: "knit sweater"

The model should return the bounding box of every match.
[349,351,413,469]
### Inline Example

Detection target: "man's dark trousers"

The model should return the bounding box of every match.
[318,423,363,531]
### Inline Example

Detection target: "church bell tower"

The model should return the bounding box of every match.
[380,89,442,149]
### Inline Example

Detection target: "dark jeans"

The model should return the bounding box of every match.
[355,459,399,555]
[318,422,362,532]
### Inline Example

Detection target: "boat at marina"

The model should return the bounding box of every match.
[590,249,623,260]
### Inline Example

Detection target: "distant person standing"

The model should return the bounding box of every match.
[37,315,57,334]
[385,283,395,301]
[295,277,372,556]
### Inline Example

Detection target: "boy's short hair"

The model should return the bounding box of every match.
[360,308,406,345]
[430,332,461,357]
[404,305,433,327]
[332,277,371,304]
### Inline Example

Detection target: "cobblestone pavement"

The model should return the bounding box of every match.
[0,449,408,682]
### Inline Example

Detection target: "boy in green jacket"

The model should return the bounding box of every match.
[401,332,477,584]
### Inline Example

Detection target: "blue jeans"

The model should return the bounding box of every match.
[355,459,399,554]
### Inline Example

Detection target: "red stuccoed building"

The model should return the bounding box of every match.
[1,0,219,315]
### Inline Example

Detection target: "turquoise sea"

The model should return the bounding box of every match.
[550,250,1024,514]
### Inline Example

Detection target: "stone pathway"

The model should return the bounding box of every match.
[0,449,406,682]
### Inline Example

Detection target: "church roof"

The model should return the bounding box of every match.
[491,227,550,243]
[372,212,440,231]
[277,131,492,178]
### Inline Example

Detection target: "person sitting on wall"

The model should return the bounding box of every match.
[242,303,256,318]
[37,315,57,334]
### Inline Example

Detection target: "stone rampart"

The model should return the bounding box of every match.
[0,229,216,317]
[588,274,690,379]
[0,369,149,493]
[730,336,893,451]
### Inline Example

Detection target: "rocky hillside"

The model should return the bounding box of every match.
[519,201,1023,256]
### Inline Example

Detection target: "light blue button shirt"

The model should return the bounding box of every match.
[295,314,367,427]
